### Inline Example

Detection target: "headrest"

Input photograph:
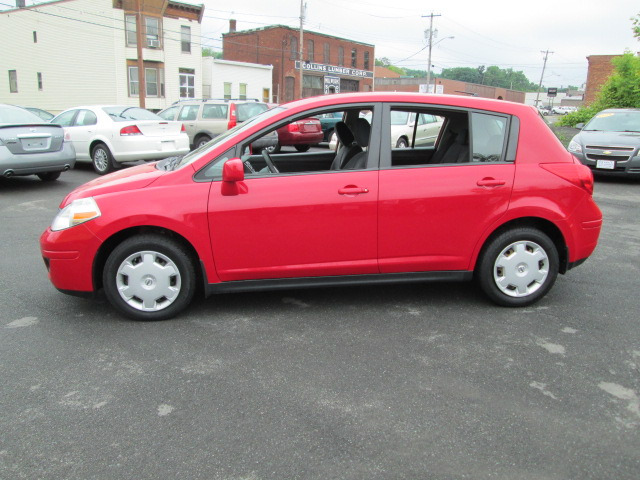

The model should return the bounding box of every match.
[354,118,371,147]
[334,121,355,146]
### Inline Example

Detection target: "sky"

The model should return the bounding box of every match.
[7,0,639,89]
[197,0,639,89]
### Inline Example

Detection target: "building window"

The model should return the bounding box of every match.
[307,40,314,62]
[239,83,247,100]
[37,72,43,91]
[8,70,17,93]
[364,51,370,70]
[128,66,139,96]
[224,82,232,99]
[125,14,137,47]
[351,48,357,68]
[33,31,37,43]
[181,26,191,53]
[179,68,195,98]
[145,17,161,48]
[262,88,270,103]
[290,36,298,60]
[338,46,344,66]
[323,43,330,64]
[303,74,323,98]
[128,65,164,97]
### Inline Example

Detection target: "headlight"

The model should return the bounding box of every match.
[51,197,101,231]
[568,140,582,154]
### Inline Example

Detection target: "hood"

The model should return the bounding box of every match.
[574,130,640,147]
[61,163,165,207]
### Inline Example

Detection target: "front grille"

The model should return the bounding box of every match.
[585,145,634,152]
[586,154,630,161]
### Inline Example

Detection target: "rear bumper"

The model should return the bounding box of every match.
[0,143,76,176]
[566,196,603,263]
[112,136,190,163]
[277,131,324,146]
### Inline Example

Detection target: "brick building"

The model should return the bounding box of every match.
[223,23,374,103]
[374,76,526,103]
[584,54,620,105]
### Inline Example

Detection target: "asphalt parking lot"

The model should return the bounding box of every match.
[1,164,639,479]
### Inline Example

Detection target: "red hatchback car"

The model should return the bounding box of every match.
[40,93,602,320]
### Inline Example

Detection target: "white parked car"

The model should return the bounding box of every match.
[51,106,190,174]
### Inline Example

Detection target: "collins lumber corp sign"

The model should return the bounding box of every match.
[295,61,374,79]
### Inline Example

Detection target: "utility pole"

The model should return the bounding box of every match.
[535,49,553,107]
[135,0,146,108]
[422,12,441,92]
[299,0,305,100]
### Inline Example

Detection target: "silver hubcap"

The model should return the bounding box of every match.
[94,149,108,171]
[116,251,181,312]
[493,240,549,297]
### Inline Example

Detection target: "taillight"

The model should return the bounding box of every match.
[287,122,300,132]
[120,125,142,136]
[227,103,237,130]
[540,162,594,195]
[181,123,186,132]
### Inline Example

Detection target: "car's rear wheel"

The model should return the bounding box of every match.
[103,235,197,321]
[265,143,280,154]
[92,144,116,175]
[194,135,211,149]
[477,228,559,307]
[396,138,408,148]
[37,171,61,182]
[295,145,310,152]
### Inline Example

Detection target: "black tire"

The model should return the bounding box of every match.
[195,135,211,149]
[396,138,408,148]
[102,235,197,321]
[92,143,116,175]
[476,228,559,307]
[295,145,311,152]
[37,171,61,182]
[265,143,281,154]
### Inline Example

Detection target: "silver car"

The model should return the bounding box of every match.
[391,111,443,148]
[0,104,75,181]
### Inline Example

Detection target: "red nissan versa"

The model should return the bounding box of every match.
[40,93,602,321]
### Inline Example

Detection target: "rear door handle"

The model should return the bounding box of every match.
[338,186,369,195]
[477,177,506,187]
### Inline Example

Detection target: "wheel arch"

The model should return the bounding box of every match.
[89,138,112,155]
[473,217,569,275]
[92,226,205,295]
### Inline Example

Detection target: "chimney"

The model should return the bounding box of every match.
[229,19,236,33]
[16,0,26,7]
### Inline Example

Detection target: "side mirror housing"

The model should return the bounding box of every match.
[222,158,245,182]
[575,123,585,129]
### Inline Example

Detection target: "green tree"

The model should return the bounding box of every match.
[632,13,640,39]
[558,52,640,126]
[202,47,222,58]
[439,65,538,91]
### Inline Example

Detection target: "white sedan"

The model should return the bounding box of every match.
[51,106,190,174]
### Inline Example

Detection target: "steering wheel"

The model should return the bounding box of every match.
[261,149,279,173]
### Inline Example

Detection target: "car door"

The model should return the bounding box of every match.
[378,106,516,273]
[68,109,98,160]
[414,114,442,147]
[177,104,200,145]
[206,105,382,282]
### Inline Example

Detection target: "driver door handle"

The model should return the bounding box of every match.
[477,177,506,187]
[338,186,369,195]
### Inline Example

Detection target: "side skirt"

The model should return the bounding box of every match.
[203,271,473,296]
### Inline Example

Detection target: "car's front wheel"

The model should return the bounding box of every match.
[476,228,559,307]
[92,144,117,175]
[103,235,197,321]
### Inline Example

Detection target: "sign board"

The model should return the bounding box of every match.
[295,61,373,79]
[324,76,340,94]
[547,88,558,97]
[421,84,444,94]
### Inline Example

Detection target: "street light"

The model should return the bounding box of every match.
[426,34,454,92]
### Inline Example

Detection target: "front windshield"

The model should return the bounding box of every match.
[584,111,640,132]
[173,106,286,169]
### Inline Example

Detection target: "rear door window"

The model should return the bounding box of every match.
[178,105,200,121]
[470,113,507,163]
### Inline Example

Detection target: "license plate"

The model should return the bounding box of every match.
[24,140,46,150]
[596,159,615,170]
[160,140,174,150]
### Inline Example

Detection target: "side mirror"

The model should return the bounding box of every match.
[575,123,585,129]
[222,158,244,182]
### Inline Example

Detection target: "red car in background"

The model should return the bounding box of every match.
[40,92,602,321]
[266,117,323,153]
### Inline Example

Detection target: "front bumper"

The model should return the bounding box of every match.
[574,151,640,176]
[40,224,102,294]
